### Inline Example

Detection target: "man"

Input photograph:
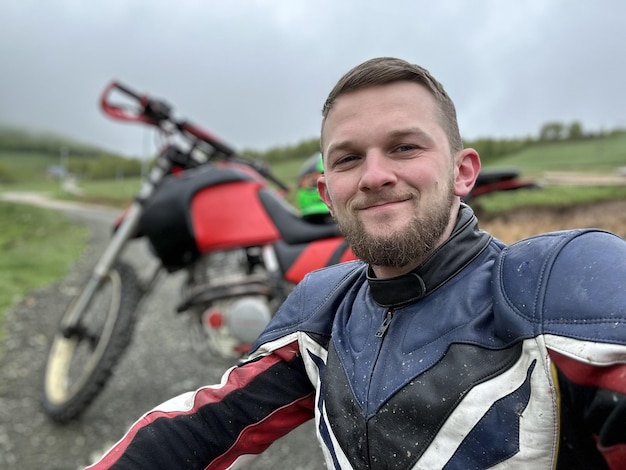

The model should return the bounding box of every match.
[89,57,626,469]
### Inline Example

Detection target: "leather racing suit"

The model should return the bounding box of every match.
[89,205,626,469]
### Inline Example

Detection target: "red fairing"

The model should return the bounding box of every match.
[216,160,266,183]
[595,440,626,470]
[339,247,358,263]
[191,181,281,252]
[285,238,357,283]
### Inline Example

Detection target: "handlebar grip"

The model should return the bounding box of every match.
[100,80,166,125]
[113,82,142,101]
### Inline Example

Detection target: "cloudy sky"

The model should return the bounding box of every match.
[1,0,624,158]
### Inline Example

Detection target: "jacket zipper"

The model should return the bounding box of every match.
[375,309,394,338]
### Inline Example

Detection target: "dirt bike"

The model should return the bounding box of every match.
[42,82,356,423]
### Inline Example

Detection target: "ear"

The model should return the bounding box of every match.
[454,148,481,197]
[317,176,334,216]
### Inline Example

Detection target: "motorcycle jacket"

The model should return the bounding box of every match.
[88,205,626,470]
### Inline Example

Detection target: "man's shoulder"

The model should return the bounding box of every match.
[493,228,626,342]
[302,259,366,288]
[252,260,367,348]
[496,228,625,285]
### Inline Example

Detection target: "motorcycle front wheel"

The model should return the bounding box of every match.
[42,261,142,423]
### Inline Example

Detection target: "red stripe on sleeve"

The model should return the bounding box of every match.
[89,342,301,469]
[208,394,315,469]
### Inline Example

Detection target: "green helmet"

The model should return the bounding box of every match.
[297,153,330,218]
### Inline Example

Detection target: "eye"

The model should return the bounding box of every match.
[395,144,417,153]
[333,154,361,168]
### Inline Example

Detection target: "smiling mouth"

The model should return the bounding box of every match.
[358,198,411,210]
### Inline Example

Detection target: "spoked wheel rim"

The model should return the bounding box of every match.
[44,270,122,405]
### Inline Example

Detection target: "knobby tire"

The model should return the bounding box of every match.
[42,261,142,423]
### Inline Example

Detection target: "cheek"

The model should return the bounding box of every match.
[323,172,362,212]
[327,184,351,210]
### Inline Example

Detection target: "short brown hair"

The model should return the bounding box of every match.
[321,57,463,154]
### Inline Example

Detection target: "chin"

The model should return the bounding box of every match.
[367,220,409,236]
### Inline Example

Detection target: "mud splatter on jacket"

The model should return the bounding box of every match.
[89,206,626,469]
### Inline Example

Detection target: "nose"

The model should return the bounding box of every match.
[358,151,397,192]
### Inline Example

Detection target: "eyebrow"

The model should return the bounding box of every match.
[387,127,434,143]
[325,139,356,156]
[326,127,434,156]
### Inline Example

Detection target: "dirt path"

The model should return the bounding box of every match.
[478,199,626,244]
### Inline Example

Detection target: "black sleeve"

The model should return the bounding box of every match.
[88,342,315,469]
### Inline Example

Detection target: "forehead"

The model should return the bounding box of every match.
[321,81,441,153]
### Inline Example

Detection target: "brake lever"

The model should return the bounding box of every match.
[100,81,171,126]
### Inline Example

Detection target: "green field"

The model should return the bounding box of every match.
[487,133,626,177]
[0,201,89,343]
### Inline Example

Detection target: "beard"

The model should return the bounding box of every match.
[335,187,455,268]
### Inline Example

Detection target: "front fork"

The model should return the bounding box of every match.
[59,157,172,337]
[60,201,143,338]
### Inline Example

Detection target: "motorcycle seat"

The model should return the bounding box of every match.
[258,189,342,245]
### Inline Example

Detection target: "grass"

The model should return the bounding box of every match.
[53,177,141,208]
[0,201,89,342]
[0,150,60,181]
[473,185,626,215]
[484,134,626,178]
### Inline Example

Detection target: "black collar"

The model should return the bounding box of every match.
[367,205,492,308]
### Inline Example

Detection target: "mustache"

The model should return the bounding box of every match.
[352,193,415,210]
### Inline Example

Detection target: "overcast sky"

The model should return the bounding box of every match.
[1,0,625,158]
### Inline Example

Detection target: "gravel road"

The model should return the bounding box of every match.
[0,197,324,469]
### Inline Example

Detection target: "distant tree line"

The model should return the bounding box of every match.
[473,121,625,165]
[66,155,143,180]
[0,128,106,158]
[0,127,143,180]
[244,121,626,166]
[242,139,320,164]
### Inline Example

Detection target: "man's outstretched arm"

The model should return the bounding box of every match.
[87,342,315,469]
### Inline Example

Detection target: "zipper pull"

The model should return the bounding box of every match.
[375,310,394,338]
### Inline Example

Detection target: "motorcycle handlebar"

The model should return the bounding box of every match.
[100,80,291,192]
[177,120,236,157]
[112,82,142,101]
[101,81,176,127]
[100,81,232,154]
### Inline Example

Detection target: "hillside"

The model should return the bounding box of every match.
[484,132,626,177]
[0,127,141,183]
[0,126,122,159]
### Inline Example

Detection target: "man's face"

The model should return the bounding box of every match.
[318,81,460,275]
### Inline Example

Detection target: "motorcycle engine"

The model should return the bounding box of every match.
[200,296,273,358]
[185,249,280,359]
[226,296,272,344]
